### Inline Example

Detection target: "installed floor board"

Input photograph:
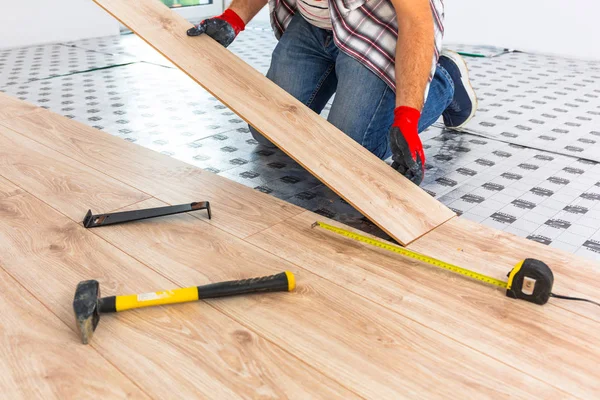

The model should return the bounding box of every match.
[91,0,455,246]
[0,125,150,221]
[0,193,353,399]
[0,91,40,121]
[0,267,147,399]
[246,211,600,398]
[410,217,600,322]
[0,109,303,238]
[89,198,567,399]
[0,176,23,200]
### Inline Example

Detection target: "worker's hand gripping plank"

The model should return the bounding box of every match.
[91,0,455,246]
[73,271,295,344]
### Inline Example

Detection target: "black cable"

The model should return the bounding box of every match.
[550,293,600,307]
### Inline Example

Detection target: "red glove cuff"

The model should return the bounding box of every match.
[215,9,246,36]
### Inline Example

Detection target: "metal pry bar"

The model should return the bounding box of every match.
[83,201,211,228]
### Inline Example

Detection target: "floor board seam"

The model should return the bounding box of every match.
[410,217,600,323]
[86,193,572,397]
[0,252,153,399]
[236,207,308,240]
[404,213,458,246]
[0,188,356,398]
[106,196,154,214]
[241,221,585,398]
[0,107,43,123]
[0,184,587,398]
[0,117,305,239]
[0,120,159,200]
[80,220,365,399]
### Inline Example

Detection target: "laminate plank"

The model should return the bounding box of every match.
[90,198,567,399]
[245,211,600,398]
[0,109,302,238]
[0,125,149,221]
[409,217,600,322]
[0,193,356,399]
[90,0,455,245]
[0,92,40,121]
[0,267,147,399]
[0,176,23,200]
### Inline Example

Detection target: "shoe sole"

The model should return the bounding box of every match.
[442,49,478,130]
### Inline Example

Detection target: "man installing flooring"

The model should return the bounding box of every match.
[188,0,477,185]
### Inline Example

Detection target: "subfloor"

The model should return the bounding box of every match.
[2,24,600,260]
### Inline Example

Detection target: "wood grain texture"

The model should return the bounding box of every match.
[0,176,23,200]
[0,109,302,238]
[90,0,455,245]
[0,267,147,399]
[0,193,355,399]
[91,198,566,399]
[410,217,600,322]
[0,92,40,121]
[246,211,600,398]
[0,125,149,221]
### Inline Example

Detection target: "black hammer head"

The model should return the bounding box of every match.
[73,280,101,344]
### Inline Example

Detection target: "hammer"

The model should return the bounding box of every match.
[73,271,296,344]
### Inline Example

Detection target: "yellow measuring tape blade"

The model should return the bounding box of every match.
[313,221,508,289]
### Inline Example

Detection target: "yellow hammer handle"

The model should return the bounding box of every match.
[116,287,198,312]
[97,272,295,313]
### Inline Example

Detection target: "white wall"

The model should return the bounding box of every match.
[0,0,119,49]
[248,1,599,61]
[443,0,600,60]
[2,0,595,59]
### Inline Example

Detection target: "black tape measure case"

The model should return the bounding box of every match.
[506,259,554,305]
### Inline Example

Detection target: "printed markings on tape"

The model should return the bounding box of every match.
[312,221,600,307]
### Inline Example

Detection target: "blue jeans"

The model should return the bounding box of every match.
[250,14,455,160]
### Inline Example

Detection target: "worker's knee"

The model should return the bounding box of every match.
[249,125,277,148]
[362,138,392,161]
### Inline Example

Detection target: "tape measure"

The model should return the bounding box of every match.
[312,221,554,305]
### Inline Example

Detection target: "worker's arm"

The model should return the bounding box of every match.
[187,0,268,47]
[391,0,435,110]
[229,0,268,23]
[388,0,435,185]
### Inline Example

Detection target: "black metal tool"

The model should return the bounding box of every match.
[83,201,211,228]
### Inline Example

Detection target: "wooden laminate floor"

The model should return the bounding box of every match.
[1,92,599,398]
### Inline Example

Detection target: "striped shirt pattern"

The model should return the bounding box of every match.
[268,0,445,99]
[297,0,333,29]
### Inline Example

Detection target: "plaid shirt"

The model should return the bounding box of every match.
[268,0,445,99]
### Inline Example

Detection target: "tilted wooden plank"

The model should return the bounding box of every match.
[89,197,566,399]
[0,109,302,238]
[245,211,600,398]
[409,217,600,322]
[0,266,147,399]
[0,193,356,399]
[0,125,150,221]
[90,0,454,245]
[0,92,40,121]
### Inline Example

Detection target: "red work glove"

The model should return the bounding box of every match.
[186,9,246,47]
[389,106,425,185]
